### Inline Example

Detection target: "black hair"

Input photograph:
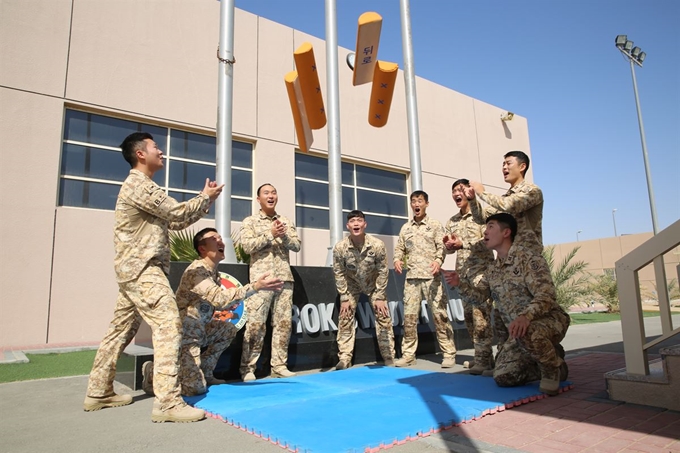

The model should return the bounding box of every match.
[452,178,470,190]
[193,227,218,256]
[486,213,517,241]
[504,151,530,176]
[257,183,276,196]
[120,132,153,168]
[347,210,365,221]
[410,190,428,202]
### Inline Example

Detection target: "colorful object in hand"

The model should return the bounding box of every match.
[213,272,248,330]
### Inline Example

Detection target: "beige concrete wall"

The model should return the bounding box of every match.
[0,89,64,347]
[550,235,679,293]
[0,0,532,348]
[0,0,72,96]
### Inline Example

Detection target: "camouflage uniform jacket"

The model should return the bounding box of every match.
[176,259,255,324]
[475,180,544,254]
[394,215,446,280]
[114,169,210,283]
[239,210,301,282]
[333,234,388,303]
[479,242,565,327]
[444,200,494,279]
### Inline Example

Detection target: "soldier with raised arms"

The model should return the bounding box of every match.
[468,150,544,255]
[83,132,223,423]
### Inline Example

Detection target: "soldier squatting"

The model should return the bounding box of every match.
[83,134,569,423]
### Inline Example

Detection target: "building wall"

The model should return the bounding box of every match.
[1,0,530,348]
[549,235,680,297]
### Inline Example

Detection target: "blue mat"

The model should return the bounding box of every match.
[185,366,572,453]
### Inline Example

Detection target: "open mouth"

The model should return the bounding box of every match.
[454,195,463,203]
[218,247,225,253]
[414,207,421,215]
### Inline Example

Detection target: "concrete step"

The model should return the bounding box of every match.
[115,344,153,391]
[605,344,680,410]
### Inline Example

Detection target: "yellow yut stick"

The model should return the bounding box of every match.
[368,61,398,128]
[352,12,382,86]
[284,71,314,152]
[294,42,326,130]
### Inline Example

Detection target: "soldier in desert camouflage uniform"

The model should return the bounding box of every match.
[467,150,544,356]
[468,150,544,256]
[142,228,283,396]
[84,132,223,423]
[448,213,569,396]
[393,191,457,368]
[443,179,495,375]
[239,184,301,382]
[332,210,395,370]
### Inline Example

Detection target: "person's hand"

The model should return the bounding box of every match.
[271,219,287,238]
[373,300,389,318]
[470,181,485,195]
[254,272,284,292]
[394,260,403,274]
[202,178,225,202]
[443,270,460,287]
[429,261,441,276]
[463,186,476,200]
[509,315,530,339]
[339,301,352,318]
[444,234,463,251]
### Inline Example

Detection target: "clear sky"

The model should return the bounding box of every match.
[233,0,679,245]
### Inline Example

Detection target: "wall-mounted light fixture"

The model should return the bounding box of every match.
[500,111,514,122]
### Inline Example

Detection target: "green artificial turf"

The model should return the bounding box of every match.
[569,310,660,325]
[0,350,135,384]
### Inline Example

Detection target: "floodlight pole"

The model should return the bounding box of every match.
[325,0,343,266]
[626,57,659,235]
[615,36,670,341]
[399,0,423,191]
[216,0,237,262]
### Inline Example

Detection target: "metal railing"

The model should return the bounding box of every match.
[615,219,680,375]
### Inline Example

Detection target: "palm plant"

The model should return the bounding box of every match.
[169,228,250,264]
[542,245,591,311]
[641,278,680,303]
[230,227,250,265]
[589,270,619,313]
[169,229,199,262]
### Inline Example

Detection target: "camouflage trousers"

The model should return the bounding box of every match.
[493,309,570,387]
[401,276,456,360]
[493,307,509,346]
[458,278,494,368]
[336,294,395,364]
[240,282,293,375]
[86,265,183,411]
[180,317,237,396]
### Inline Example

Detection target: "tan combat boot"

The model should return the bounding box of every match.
[83,393,133,411]
[151,402,205,423]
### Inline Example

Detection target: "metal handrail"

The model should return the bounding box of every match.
[615,219,680,375]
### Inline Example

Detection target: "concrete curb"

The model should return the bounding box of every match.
[0,350,29,364]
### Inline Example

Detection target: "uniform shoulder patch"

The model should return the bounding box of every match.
[146,184,167,207]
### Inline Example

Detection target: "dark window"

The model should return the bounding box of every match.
[59,109,253,221]
[294,153,407,235]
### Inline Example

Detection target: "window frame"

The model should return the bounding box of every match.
[294,152,409,236]
[58,109,254,220]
